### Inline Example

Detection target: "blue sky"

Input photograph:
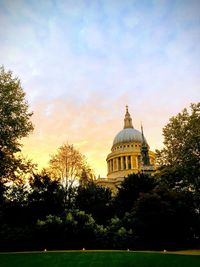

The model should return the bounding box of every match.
[0,0,199,176]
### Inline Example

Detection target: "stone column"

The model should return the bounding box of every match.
[135,156,138,169]
[125,156,128,169]
[131,156,134,169]
[118,157,121,170]
[120,157,123,170]
[116,157,119,171]
[113,159,115,171]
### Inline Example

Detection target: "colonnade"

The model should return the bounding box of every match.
[107,155,139,173]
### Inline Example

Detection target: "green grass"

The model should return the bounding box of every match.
[0,251,200,267]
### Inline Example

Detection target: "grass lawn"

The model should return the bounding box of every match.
[0,251,200,267]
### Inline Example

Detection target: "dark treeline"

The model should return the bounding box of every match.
[0,68,199,251]
[0,172,199,251]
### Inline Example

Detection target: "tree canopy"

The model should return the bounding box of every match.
[113,173,157,216]
[76,182,112,224]
[48,143,93,207]
[0,66,34,180]
[48,143,93,185]
[0,95,199,251]
[156,103,200,191]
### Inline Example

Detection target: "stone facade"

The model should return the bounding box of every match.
[96,106,156,192]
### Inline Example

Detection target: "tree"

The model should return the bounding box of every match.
[36,210,98,249]
[113,173,157,216]
[76,182,112,224]
[0,179,6,227]
[0,66,34,180]
[156,103,200,191]
[28,173,65,221]
[48,143,93,207]
[123,187,198,250]
[79,167,94,187]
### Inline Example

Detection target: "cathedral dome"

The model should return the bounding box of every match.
[112,105,146,148]
[104,106,156,182]
[113,128,144,146]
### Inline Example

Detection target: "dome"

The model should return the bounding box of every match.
[111,106,147,148]
[113,128,145,147]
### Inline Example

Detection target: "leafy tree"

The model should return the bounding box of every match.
[156,103,200,191]
[79,167,94,187]
[0,174,64,228]
[28,173,65,221]
[0,179,6,205]
[0,179,6,226]
[113,173,157,216]
[36,210,97,249]
[123,187,198,250]
[48,143,93,207]
[103,216,132,249]
[76,182,112,224]
[0,66,34,180]
[48,144,92,184]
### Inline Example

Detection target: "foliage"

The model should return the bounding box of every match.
[76,182,113,224]
[0,102,200,251]
[79,167,94,186]
[0,170,199,251]
[48,143,93,207]
[102,216,132,249]
[113,173,157,216]
[28,174,65,221]
[36,210,97,249]
[0,179,6,204]
[48,144,92,184]
[0,66,34,180]
[123,187,198,250]
[156,103,200,191]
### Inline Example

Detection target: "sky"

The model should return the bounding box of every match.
[0,0,199,177]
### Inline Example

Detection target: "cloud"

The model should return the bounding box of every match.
[81,25,106,50]
[22,92,121,176]
[1,0,199,176]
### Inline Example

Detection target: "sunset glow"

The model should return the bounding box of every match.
[1,0,199,177]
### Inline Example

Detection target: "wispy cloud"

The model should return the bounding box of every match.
[0,0,199,176]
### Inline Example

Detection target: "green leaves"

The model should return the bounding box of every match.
[0,66,34,180]
[0,66,33,149]
[156,103,200,191]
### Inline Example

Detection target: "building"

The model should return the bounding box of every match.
[96,106,156,192]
